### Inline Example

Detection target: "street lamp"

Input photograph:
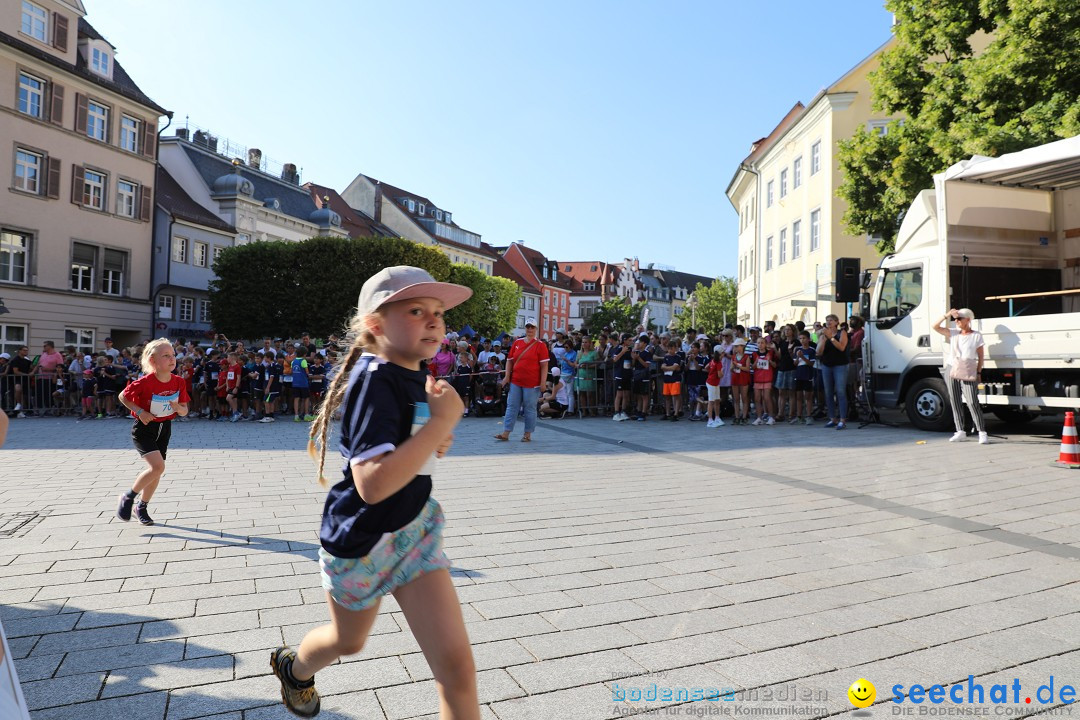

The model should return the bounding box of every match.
[687,293,698,329]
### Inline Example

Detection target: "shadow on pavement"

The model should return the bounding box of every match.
[5,603,367,720]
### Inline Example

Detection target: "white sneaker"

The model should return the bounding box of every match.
[613,413,622,422]
[13,403,21,411]
[949,431,966,442]
[714,418,725,427]
[978,432,989,445]
[765,416,775,426]
[706,419,716,428]
[751,417,763,426]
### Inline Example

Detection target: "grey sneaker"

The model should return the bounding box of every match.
[271,647,320,717]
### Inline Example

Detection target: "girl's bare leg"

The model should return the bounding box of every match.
[292,594,382,681]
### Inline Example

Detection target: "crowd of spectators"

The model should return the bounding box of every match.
[1,316,867,429]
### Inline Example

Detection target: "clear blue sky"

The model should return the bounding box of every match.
[90,0,893,279]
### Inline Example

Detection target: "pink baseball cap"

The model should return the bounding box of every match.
[356,266,472,317]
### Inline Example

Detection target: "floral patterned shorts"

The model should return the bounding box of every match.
[320,497,451,611]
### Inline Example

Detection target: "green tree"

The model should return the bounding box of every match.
[674,277,737,334]
[208,236,450,338]
[583,297,648,336]
[837,0,1080,252]
[443,264,521,338]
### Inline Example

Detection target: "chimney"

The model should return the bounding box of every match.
[175,128,188,140]
[374,181,382,223]
[281,163,298,184]
[248,148,262,169]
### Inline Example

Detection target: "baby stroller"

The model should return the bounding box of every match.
[473,363,506,417]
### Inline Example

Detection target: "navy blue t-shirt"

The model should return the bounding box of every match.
[320,354,434,558]
[308,363,327,392]
[661,354,683,383]
[611,346,631,379]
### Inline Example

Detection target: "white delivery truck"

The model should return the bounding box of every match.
[861,135,1080,431]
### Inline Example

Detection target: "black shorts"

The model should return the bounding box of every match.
[132,418,172,460]
[548,400,567,412]
[616,377,631,391]
[293,387,310,399]
[632,379,650,395]
[795,379,814,392]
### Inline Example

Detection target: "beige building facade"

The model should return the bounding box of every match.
[727,38,898,328]
[0,0,166,352]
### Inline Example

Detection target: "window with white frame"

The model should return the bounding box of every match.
[101,248,124,295]
[780,168,788,198]
[86,101,108,142]
[517,314,525,328]
[527,297,535,311]
[116,180,136,217]
[561,294,566,309]
[119,116,139,153]
[1,230,29,284]
[179,297,193,322]
[811,141,821,175]
[543,316,549,330]
[83,169,105,210]
[779,228,787,265]
[407,199,415,212]
[65,327,94,355]
[810,209,821,252]
[71,242,95,291]
[793,156,802,188]
[0,323,28,356]
[435,209,443,221]
[583,281,595,291]
[418,203,426,216]
[17,72,45,118]
[199,299,211,324]
[172,236,187,263]
[766,180,774,207]
[544,290,549,307]
[91,47,110,76]
[14,149,42,194]
[193,241,208,268]
[235,233,249,245]
[868,119,902,136]
[766,236,773,271]
[212,246,223,265]
[519,296,526,309]
[792,219,802,259]
[21,1,47,42]
[157,294,173,319]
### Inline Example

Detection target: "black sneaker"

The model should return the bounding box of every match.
[270,647,321,717]
[135,501,154,526]
[117,493,134,521]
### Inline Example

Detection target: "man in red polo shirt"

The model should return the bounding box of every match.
[495,322,548,443]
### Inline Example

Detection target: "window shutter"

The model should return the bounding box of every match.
[46,157,60,199]
[139,185,152,222]
[142,119,156,158]
[72,242,96,266]
[103,249,124,272]
[71,164,84,205]
[74,93,87,134]
[52,14,68,52]
[48,83,63,126]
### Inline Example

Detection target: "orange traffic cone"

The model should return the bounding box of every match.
[1056,411,1080,469]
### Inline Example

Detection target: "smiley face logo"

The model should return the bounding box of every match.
[848,679,876,708]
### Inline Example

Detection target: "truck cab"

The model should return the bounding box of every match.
[863,136,1080,430]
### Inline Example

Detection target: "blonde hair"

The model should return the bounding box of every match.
[308,309,382,486]
[140,338,173,375]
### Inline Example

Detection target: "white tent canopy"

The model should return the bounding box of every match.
[942,134,1080,190]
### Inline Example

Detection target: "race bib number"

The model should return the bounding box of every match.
[150,390,179,417]
[210,372,218,380]
[623,360,631,369]
[756,358,770,370]
[412,402,437,476]
[227,371,235,381]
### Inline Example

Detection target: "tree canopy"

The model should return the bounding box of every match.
[443,263,522,339]
[582,297,648,336]
[838,0,1080,253]
[208,236,453,338]
[673,277,737,334]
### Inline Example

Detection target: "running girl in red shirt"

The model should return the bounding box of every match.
[116,339,189,526]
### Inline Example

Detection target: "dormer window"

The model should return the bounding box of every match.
[91,47,110,77]
[436,209,443,221]
[445,212,452,223]
[552,268,557,282]
[21,1,47,43]
[407,199,415,212]
[418,203,426,216]
[542,265,548,279]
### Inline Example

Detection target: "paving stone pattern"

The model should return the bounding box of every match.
[0,415,1078,719]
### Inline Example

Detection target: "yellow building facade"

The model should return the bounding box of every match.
[727,38,899,327]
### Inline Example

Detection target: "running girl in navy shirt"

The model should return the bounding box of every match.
[271,266,478,718]
[116,339,189,526]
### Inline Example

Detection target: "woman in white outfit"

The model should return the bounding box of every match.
[933,308,988,444]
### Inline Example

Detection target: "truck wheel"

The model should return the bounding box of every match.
[905,377,953,432]
[991,408,1038,425]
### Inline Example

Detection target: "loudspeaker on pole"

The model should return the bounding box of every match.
[835,257,861,303]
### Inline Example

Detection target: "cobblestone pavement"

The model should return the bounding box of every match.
[1,413,1078,720]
